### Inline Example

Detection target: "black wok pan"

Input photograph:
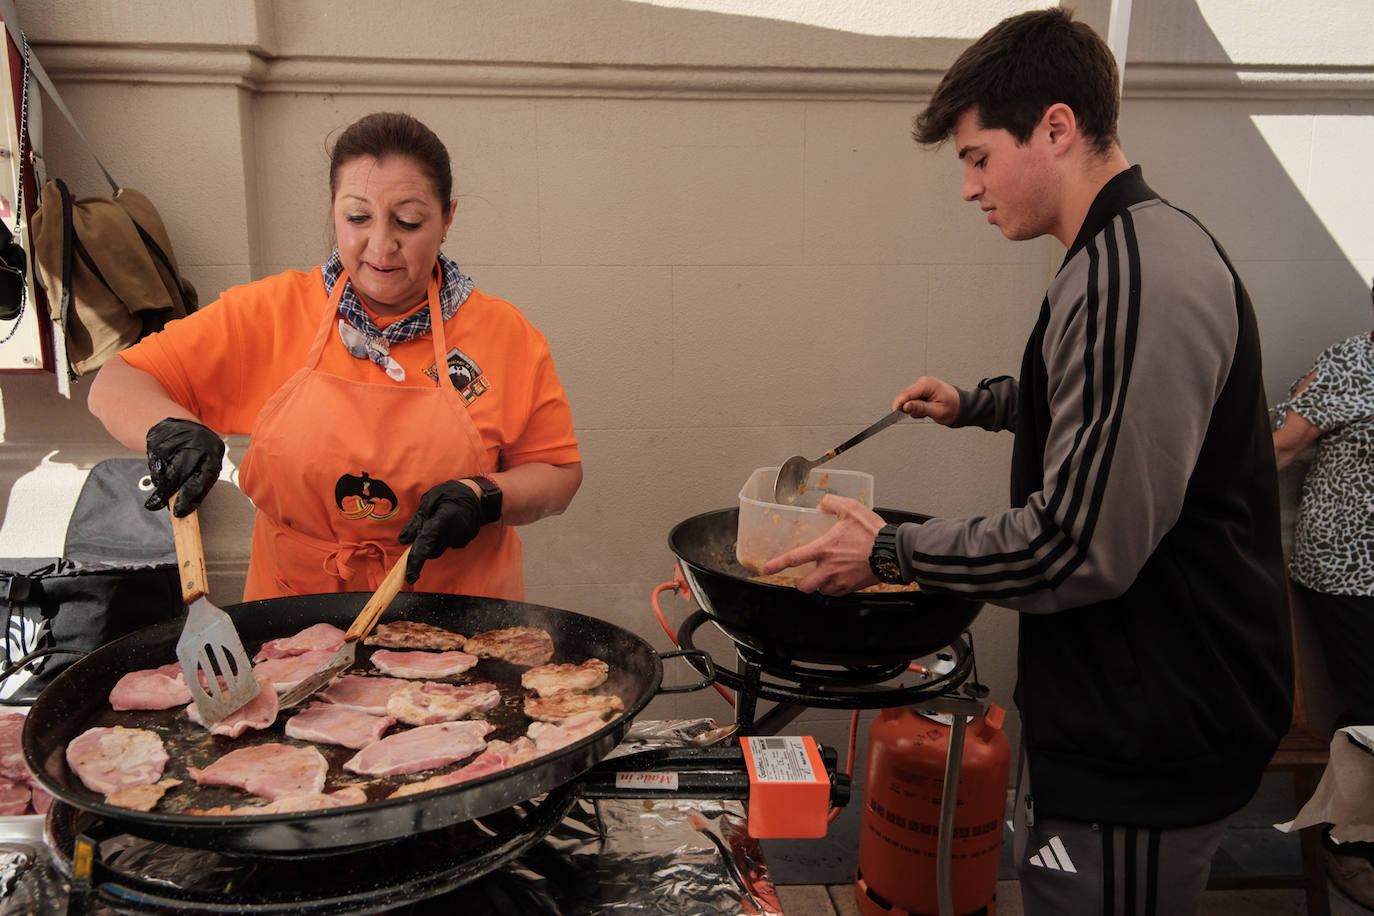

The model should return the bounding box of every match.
[669,507,982,666]
[24,592,697,855]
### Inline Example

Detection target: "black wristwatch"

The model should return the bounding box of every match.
[467,474,503,525]
[868,523,904,584]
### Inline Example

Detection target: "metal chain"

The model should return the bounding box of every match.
[0,29,30,341]
[13,29,26,237]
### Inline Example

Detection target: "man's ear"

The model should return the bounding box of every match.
[1041,103,1077,152]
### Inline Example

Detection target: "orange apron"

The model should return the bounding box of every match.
[236,271,521,601]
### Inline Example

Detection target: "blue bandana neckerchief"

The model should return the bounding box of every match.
[323,249,474,382]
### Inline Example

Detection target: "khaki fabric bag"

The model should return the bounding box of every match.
[31,177,197,377]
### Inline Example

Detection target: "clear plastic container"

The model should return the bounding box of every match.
[735,466,875,575]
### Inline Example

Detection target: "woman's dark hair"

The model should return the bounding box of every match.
[913,7,1120,155]
[328,112,453,204]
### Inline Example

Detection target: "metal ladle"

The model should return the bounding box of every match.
[773,409,906,505]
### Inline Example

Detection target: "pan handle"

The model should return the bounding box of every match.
[655,648,715,694]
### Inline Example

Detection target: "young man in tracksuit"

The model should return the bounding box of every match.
[762,8,1293,914]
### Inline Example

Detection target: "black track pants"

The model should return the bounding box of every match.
[1018,815,1229,916]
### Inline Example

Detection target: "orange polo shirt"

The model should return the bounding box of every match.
[120,267,581,472]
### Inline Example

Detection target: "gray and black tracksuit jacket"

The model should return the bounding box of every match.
[892,166,1293,828]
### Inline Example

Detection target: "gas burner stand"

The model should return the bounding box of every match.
[674,608,979,736]
[674,608,990,916]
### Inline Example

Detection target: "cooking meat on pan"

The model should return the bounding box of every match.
[370,649,478,679]
[109,662,193,711]
[255,622,346,661]
[386,681,501,726]
[389,736,541,798]
[66,726,169,795]
[750,571,921,593]
[254,647,338,692]
[284,703,396,749]
[527,710,612,752]
[463,626,554,667]
[185,673,279,737]
[106,778,182,812]
[344,719,493,778]
[364,620,466,651]
[524,691,624,723]
[521,658,609,697]
[188,743,328,801]
[192,786,369,816]
[317,674,409,715]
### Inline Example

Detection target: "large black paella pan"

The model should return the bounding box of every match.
[24,591,694,854]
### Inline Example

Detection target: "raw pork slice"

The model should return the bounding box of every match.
[110,663,193,711]
[370,649,478,679]
[527,711,611,753]
[386,681,501,726]
[255,623,346,661]
[192,786,369,816]
[254,648,337,692]
[389,737,541,798]
[463,626,554,667]
[285,703,396,749]
[189,743,328,800]
[66,726,169,795]
[521,658,609,697]
[343,720,493,777]
[0,712,27,782]
[185,673,279,737]
[106,778,182,812]
[0,780,30,815]
[364,621,466,651]
[524,692,623,723]
[317,675,409,715]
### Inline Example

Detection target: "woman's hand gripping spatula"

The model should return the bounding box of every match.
[170,495,260,725]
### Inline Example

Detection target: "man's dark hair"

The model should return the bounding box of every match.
[913,7,1120,154]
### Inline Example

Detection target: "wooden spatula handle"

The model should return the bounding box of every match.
[168,496,209,603]
[345,547,411,641]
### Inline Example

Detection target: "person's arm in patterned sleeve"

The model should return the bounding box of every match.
[1273,368,1322,470]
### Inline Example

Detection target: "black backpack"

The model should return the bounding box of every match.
[0,459,182,702]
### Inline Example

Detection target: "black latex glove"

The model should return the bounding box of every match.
[144,418,225,517]
[399,481,484,583]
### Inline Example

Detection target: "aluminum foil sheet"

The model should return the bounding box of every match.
[449,718,782,915]
[0,720,784,915]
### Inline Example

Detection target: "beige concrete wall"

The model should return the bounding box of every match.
[2,0,1371,754]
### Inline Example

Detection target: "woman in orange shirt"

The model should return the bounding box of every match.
[87,112,582,602]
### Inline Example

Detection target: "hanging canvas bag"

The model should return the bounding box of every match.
[31,177,197,376]
[13,12,196,378]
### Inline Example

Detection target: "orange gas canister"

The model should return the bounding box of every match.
[856,703,1010,916]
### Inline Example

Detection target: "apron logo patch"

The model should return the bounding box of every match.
[334,472,400,521]
[424,347,490,405]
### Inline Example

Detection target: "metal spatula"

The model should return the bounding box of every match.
[278,547,410,710]
[773,409,905,505]
[170,497,260,725]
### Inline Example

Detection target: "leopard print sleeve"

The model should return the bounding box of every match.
[1280,334,1374,595]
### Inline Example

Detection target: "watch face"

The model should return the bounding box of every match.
[870,524,903,583]
[873,556,902,583]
